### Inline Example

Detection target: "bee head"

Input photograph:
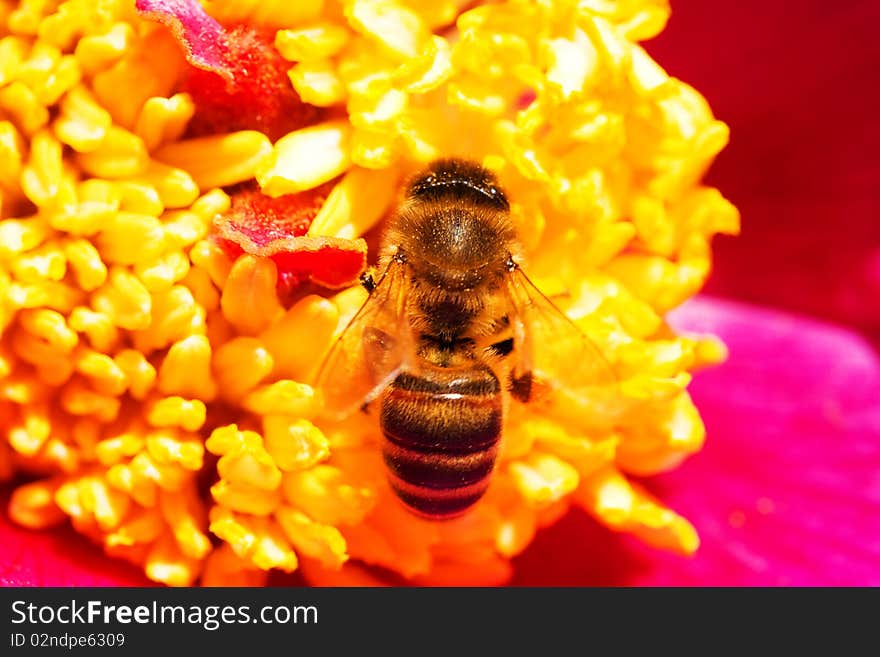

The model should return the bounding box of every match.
[406,159,509,212]
[385,159,521,292]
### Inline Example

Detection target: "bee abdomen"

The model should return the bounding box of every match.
[387,476,492,519]
[383,438,498,487]
[380,366,502,518]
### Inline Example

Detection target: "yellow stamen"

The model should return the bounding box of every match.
[256,120,351,196]
[155,131,273,190]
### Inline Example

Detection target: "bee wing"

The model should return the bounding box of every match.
[504,266,617,399]
[315,257,414,420]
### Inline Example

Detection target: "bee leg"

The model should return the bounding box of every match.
[359,268,377,293]
[509,371,532,403]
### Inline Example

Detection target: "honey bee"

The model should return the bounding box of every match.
[315,159,616,519]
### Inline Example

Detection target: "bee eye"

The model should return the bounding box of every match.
[489,337,514,356]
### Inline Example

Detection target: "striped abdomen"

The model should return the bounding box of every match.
[379,364,502,519]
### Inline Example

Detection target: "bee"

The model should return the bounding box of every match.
[315,159,615,519]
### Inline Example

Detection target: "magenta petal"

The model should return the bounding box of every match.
[0,492,153,586]
[136,0,233,83]
[513,296,880,585]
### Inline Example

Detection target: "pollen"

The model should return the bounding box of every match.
[1,0,737,586]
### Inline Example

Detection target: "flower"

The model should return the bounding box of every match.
[512,297,880,585]
[649,1,880,340]
[511,0,880,585]
[2,0,746,586]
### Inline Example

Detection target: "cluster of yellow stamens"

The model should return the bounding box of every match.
[1,0,738,585]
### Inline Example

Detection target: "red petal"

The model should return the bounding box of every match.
[136,0,319,139]
[213,183,367,292]
[215,181,335,250]
[183,25,320,140]
[135,0,232,83]
[270,236,368,289]
[513,297,880,585]
[646,1,880,336]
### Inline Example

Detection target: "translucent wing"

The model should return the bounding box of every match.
[314,257,414,420]
[503,265,617,401]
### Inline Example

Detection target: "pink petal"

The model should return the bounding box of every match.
[0,491,153,587]
[513,296,880,585]
[135,0,232,83]
[646,1,880,335]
